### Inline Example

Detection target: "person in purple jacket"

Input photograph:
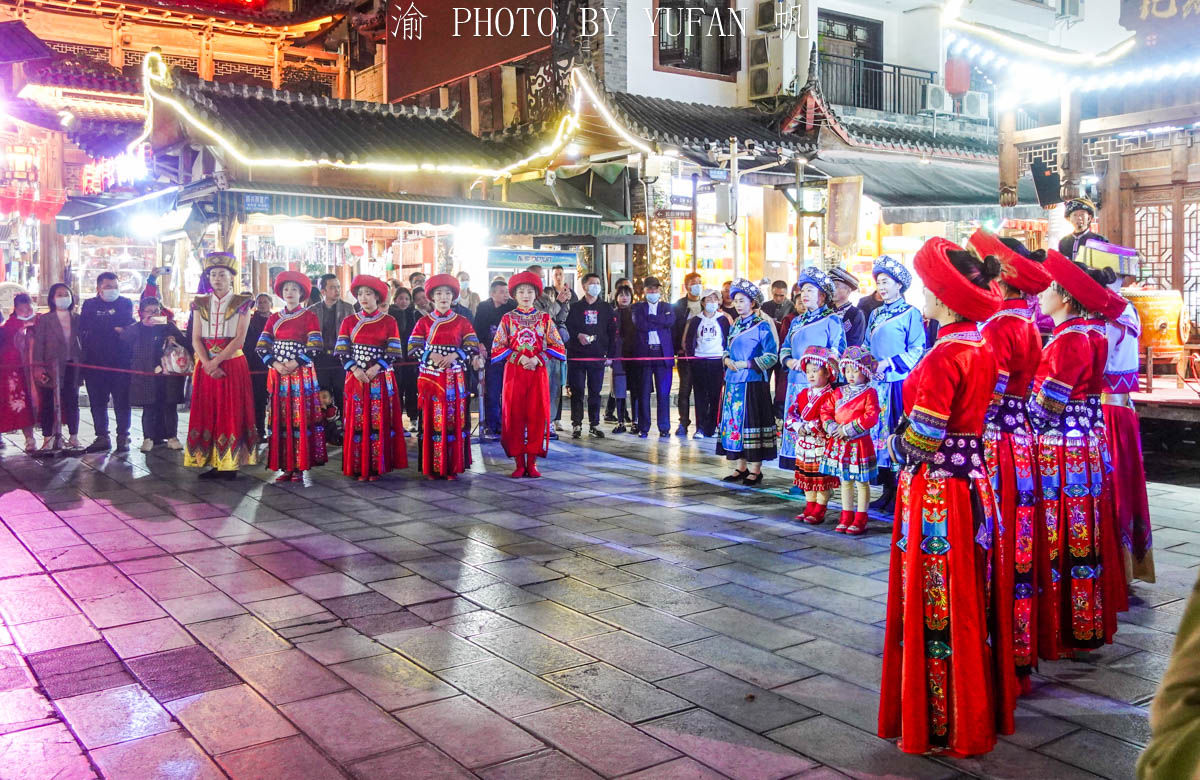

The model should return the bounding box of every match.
[631,276,675,438]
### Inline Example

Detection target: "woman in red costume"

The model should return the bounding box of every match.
[970,230,1051,702]
[878,237,1009,757]
[256,271,326,482]
[0,293,38,451]
[491,271,565,478]
[409,274,481,479]
[1030,251,1118,659]
[186,252,258,479]
[335,275,407,481]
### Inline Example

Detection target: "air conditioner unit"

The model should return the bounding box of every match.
[748,35,784,100]
[960,90,990,121]
[755,0,779,32]
[1057,0,1084,21]
[922,83,953,113]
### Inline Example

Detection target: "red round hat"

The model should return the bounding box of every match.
[273,271,312,300]
[349,274,389,303]
[914,237,1002,323]
[1042,250,1111,314]
[967,229,1051,295]
[425,273,460,300]
[1100,288,1128,322]
[508,270,543,298]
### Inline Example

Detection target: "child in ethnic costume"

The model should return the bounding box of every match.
[786,345,840,524]
[879,238,1010,757]
[335,275,407,481]
[409,274,482,479]
[185,252,258,479]
[823,346,880,536]
[491,271,566,478]
[256,271,326,482]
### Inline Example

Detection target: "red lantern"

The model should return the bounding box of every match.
[945,56,971,96]
[34,191,66,223]
[0,186,16,216]
[16,189,35,220]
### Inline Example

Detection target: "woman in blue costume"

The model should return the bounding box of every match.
[866,256,926,512]
[717,279,780,487]
[778,266,846,476]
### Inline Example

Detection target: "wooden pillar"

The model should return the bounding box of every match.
[1099,152,1123,245]
[998,108,1018,208]
[198,29,215,81]
[1171,144,1188,293]
[39,131,65,292]
[271,41,285,89]
[336,44,349,100]
[468,75,481,136]
[1058,88,1082,202]
[108,21,126,70]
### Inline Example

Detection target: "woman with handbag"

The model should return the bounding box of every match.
[122,297,190,453]
[31,283,83,450]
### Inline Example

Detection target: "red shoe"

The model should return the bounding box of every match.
[845,511,870,536]
[291,472,303,482]
[525,456,542,478]
[794,502,814,522]
[511,455,526,479]
[834,510,854,533]
[275,472,293,483]
[805,504,827,525]
[367,475,379,482]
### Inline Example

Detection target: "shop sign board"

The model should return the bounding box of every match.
[825,176,862,256]
[1120,0,1200,44]
[705,168,730,182]
[487,247,578,271]
[243,193,272,213]
[655,209,693,220]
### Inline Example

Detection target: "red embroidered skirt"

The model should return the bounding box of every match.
[185,350,258,470]
[0,344,34,433]
[266,364,327,472]
[500,360,550,458]
[793,430,838,491]
[1103,402,1154,584]
[417,366,471,477]
[879,465,1009,757]
[822,435,877,482]
[343,368,407,478]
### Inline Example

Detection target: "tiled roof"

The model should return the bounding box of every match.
[837,114,997,160]
[68,119,145,158]
[26,68,142,96]
[91,0,350,26]
[158,70,510,168]
[0,21,55,65]
[605,91,811,152]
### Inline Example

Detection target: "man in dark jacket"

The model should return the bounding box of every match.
[308,274,355,406]
[671,271,704,436]
[245,293,272,439]
[567,273,618,439]
[631,276,675,438]
[80,272,135,453]
[1058,197,1107,260]
[473,278,515,436]
[829,266,866,347]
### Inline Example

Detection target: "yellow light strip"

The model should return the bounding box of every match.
[569,68,655,157]
[946,18,1137,68]
[128,51,581,180]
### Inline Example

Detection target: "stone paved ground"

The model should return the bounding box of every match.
[0,415,1194,780]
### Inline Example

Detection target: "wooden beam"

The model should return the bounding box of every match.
[1015,102,1200,146]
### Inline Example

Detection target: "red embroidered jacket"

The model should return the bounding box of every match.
[1029,318,1093,429]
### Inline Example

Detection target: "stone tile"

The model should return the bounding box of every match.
[91,730,223,780]
[622,559,728,591]
[325,552,413,582]
[150,529,220,553]
[675,635,816,689]
[55,683,177,749]
[54,566,168,628]
[470,626,593,674]
[400,695,544,768]
[296,627,388,665]
[230,648,348,704]
[34,545,107,571]
[784,586,888,624]
[0,575,79,625]
[331,652,459,711]
[592,604,714,646]
[25,640,133,699]
[126,644,241,702]
[1003,706,1082,749]
[1037,727,1144,780]
[0,688,56,735]
[159,591,246,624]
[290,571,373,600]
[244,593,326,625]
[251,550,333,580]
[320,590,405,619]
[0,646,37,692]
[692,582,808,619]
[621,757,728,779]
[348,610,430,636]
[545,662,690,723]
[466,582,546,609]
[477,750,603,780]
[280,690,420,762]
[10,613,100,655]
[773,674,879,733]
[608,580,723,616]
[0,723,96,780]
[478,559,565,586]
[545,555,644,588]
[661,667,815,732]
[178,548,257,577]
[438,658,575,717]
[525,577,633,613]
[166,684,297,755]
[1021,683,1152,746]
[437,609,521,637]
[1042,662,1161,705]
[642,709,816,780]
[288,533,365,560]
[218,735,344,780]
[207,569,297,603]
[768,716,953,780]
[376,625,494,670]
[690,607,812,651]
[576,543,657,567]
[348,743,474,779]
[189,614,291,662]
[407,596,478,621]
[102,618,193,660]
[370,575,456,606]
[781,610,887,656]
[517,701,680,776]
[570,631,706,682]
[499,600,612,642]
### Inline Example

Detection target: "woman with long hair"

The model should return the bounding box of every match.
[878,238,1009,757]
[257,272,326,482]
[409,274,481,479]
[31,284,82,450]
[716,279,779,487]
[335,275,407,481]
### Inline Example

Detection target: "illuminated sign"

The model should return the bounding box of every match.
[80,144,151,194]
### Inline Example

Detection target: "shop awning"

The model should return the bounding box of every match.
[809,155,1043,224]
[214,182,603,236]
[60,188,182,237]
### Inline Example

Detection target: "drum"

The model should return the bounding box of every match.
[1125,288,1191,357]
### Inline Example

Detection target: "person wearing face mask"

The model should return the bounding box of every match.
[245,292,274,440]
[122,297,189,454]
[631,276,676,438]
[682,289,730,439]
[185,253,259,479]
[257,273,327,483]
[457,271,480,315]
[0,293,39,451]
[409,274,483,479]
[32,284,83,450]
[566,273,617,439]
[604,277,633,423]
[610,284,637,433]
[79,271,135,453]
[671,272,705,436]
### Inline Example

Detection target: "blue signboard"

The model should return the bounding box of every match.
[243,193,272,213]
[487,247,578,271]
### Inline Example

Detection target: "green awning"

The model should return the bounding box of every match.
[216,182,603,237]
[61,187,181,237]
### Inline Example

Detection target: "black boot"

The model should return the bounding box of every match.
[870,469,896,512]
[613,399,628,434]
